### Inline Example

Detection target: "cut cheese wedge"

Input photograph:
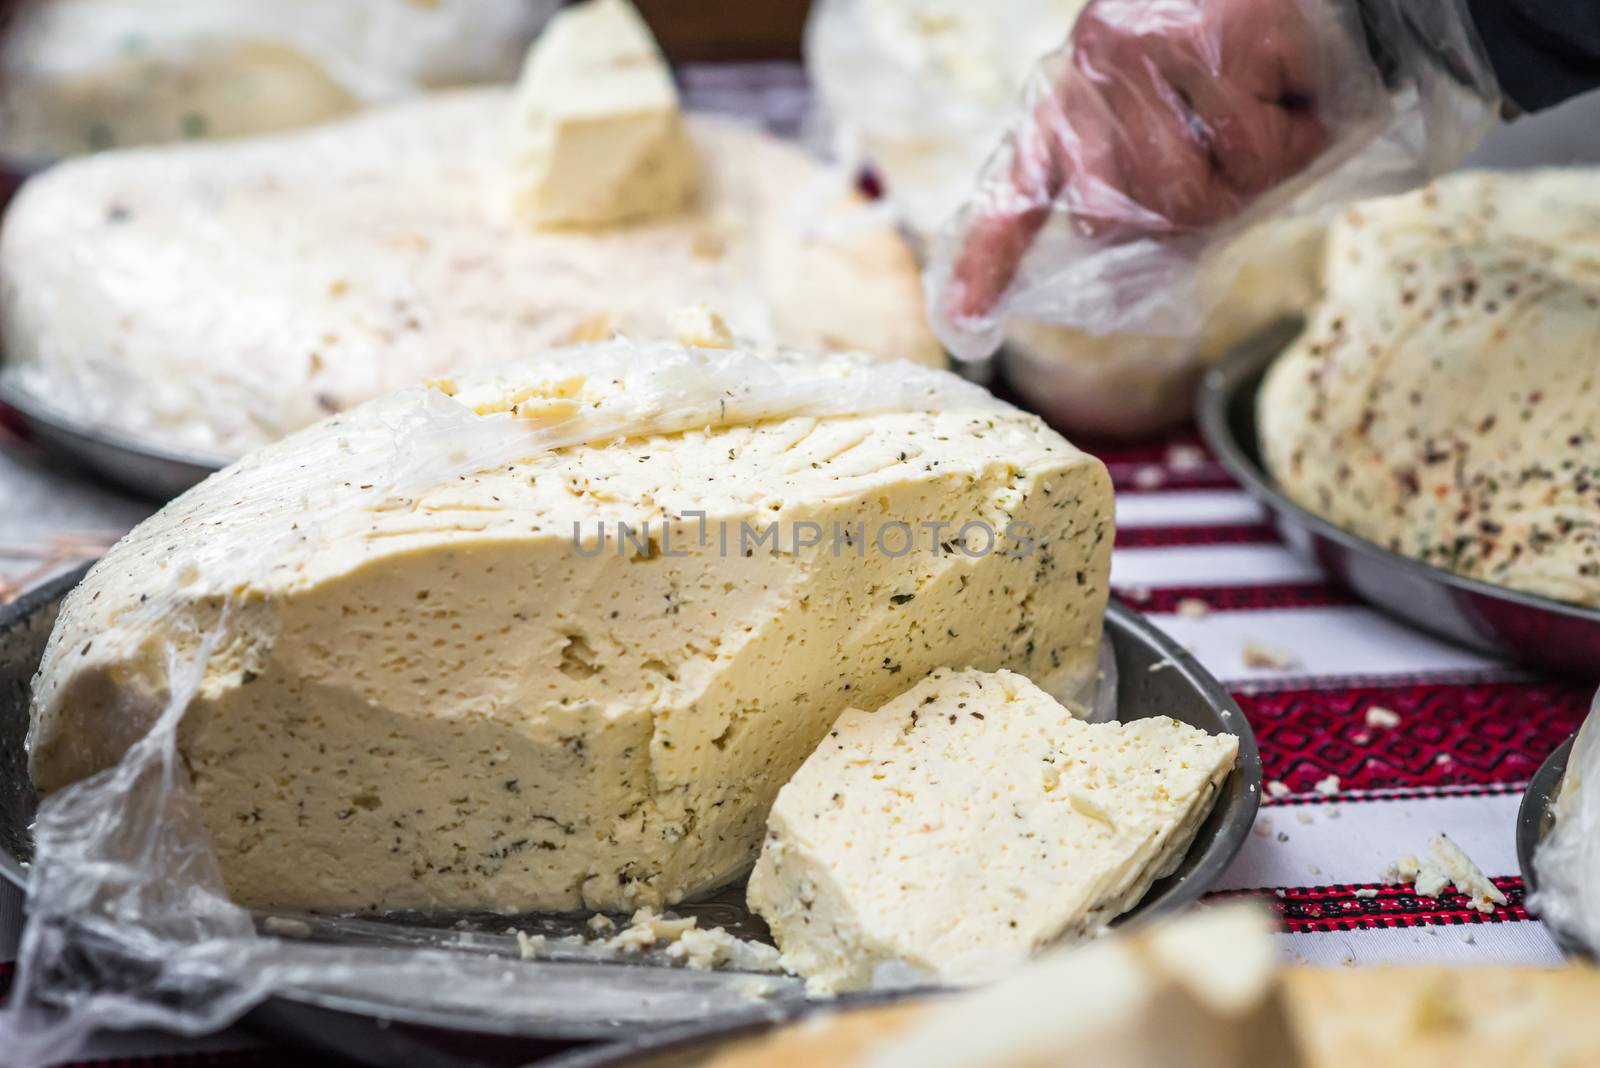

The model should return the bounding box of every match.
[747,668,1238,993]
[506,0,698,228]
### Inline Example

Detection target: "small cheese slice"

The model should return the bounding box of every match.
[746,669,1238,993]
[506,0,698,228]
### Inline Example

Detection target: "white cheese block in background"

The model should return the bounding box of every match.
[0,91,941,460]
[746,668,1237,993]
[28,343,1113,915]
[506,0,699,228]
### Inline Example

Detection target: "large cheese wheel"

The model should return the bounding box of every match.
[29,341,1112,914]
[0,89,941,459]
[1260,169,1600,608]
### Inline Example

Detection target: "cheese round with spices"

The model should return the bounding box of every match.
[1259,170,1600,607]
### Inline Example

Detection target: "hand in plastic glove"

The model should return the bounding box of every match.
[949,0,1333,323]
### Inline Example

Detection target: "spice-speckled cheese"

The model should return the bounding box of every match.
[0,91,940,459]
[28,349,1112,915]
[1260,170,1600,607]
[746,669,1237,993]
[506,0,698,228]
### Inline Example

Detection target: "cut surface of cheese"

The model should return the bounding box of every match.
[746,668,1237,993]
[1260,169,1600,608]
[0,90,940,459]
[28,341,1112,915]
[506,0,698,228]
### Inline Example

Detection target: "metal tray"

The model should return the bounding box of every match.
[0,565,1258,1066]
[0,378,223,502]
[0,161,221,502]
[1516,734,1593,960]
[1197,320,1600,680]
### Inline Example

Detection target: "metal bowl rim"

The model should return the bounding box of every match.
[1195,327,1600,630]
[0,376,231,474]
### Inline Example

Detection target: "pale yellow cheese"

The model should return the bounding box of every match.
[746,668,1237,993]
[28,342,1112,916]
[505,0,698,228]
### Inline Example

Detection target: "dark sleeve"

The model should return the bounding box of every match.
[1465,0,1600,112]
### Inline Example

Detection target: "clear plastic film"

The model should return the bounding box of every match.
[0,0,559,161]
[1,339,1117,1065]
[926,0,1504,360]
[1530,689,1600,954]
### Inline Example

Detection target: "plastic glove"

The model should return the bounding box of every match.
[928,0,1502,360]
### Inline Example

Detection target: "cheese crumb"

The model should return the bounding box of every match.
[671,305,735,349]
[1364,705,1402,729]
[262,916,312,939]
[515,931,546,960]
[597,908,784,973]
[1241,640,1299,670]
[1384,835,1507,914]
[587,914,616,934]
[1165,444,1206,471]
[664,927,784,973]
[1353,888,1378,900]
[1296,810,1313,826]
[1314,774,1340,797]
[1133,466,1166,489]
[1266,780,1290,799]
[1175,598,1210,619]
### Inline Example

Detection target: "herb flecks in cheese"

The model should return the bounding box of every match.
[747,668,1237,993]
[28,343,1113,917]
[1260,169,1600,609]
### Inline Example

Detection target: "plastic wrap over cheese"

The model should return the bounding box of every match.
[1531,690,1600,955]
[925,0,1503,359]
[0,0,558,160]
[2,339,1117,1064]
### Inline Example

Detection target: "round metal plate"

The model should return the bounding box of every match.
[0,378,224,502]
[0,565,1258,1061]
[1197,320,1600,681]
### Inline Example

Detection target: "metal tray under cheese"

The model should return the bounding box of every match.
[1197,320,1600,680]
[0,564,1259,1065]
[0,376,223,501]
